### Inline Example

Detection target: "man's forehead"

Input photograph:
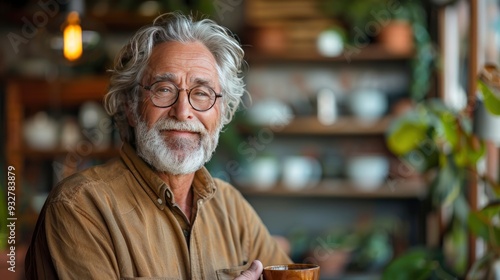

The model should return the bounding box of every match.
[142,41,221,87]
[147,72,216,86]
[150,41,215,59]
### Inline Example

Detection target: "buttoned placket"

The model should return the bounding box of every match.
[161,187,194,248]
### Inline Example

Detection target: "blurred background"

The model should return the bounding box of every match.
[1,0,500,279]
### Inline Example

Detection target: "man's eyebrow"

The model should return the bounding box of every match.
[152,74,214,87]
[150,73,216,90]
[190,77,215,88]
[153,73,177,82]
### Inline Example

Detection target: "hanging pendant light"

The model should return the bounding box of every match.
[63,11,83,61]
[42,0,106,74]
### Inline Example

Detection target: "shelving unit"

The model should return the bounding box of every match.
[6,76,109,109]
[240,116,393,135]
[244,44,414,64]
[239,178,426,199]
[236,2,432,277]
[4,75,118,243]
[235,115,427,197]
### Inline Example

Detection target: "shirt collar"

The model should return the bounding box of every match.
[120,143,217,210]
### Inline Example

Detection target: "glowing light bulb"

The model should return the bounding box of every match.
[63,12,83,61]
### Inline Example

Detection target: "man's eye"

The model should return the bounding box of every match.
[157,87,174,93]
[191,89,211,99]
[153,83,177,95]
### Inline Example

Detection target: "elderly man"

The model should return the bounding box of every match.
[25,12,291,279]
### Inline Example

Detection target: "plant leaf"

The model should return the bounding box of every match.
[382,248,455,280]
[438,111,459,149]
[387,119,429,156]
[458,135,485,168]
[482,175,500,197]
[453,192,470,224]
[381,248,434,280]
[401,144,439,173]
[478,80,500,115]
[430,161,461,208]
[468,203,500,247]
[443,221,468,275]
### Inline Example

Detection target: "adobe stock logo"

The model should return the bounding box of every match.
[7,0,70,54]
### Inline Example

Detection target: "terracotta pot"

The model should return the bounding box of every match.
[305,249,351,278]
[251,26,286,54]
[378,20,414,55]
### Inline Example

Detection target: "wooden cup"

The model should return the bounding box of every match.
[262,264,320,280]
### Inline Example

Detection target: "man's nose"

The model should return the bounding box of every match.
[167,90,193,121]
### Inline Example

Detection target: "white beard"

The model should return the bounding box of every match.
[135,117,221,175]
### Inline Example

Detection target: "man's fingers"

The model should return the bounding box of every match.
[235,260,263,280]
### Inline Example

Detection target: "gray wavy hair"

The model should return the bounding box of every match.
[104,12,246,144]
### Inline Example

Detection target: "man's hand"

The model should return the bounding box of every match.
[235,260,263,280]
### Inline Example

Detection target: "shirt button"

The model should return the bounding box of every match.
[157,198,162,204]
[183,230,189,237]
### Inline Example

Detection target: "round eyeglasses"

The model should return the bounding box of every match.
[138,80,222,112]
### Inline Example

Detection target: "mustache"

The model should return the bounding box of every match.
[154,118,205,134]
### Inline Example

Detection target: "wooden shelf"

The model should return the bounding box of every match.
[239,178,426,199]
[240,116,392,136]
[7,75,109,110]
[244,44,414,64]
[5,76,112,198]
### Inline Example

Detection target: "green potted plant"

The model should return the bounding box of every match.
[320,0,388,43]
[382,65,500,279]
[320,0,438,102]
[302,217,398,278]
[306,228,358,278]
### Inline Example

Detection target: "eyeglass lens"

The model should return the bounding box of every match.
[149,81,218,111]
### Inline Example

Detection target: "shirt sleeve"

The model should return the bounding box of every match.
[222,183,292,267]
[49,200,119,278]
[26,195,120,279]
[242,199,292,267]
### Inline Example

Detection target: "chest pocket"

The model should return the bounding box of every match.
[215,264,249,280]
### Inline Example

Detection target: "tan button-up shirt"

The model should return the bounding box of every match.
[25,143,291,279]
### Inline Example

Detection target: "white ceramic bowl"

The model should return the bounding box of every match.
[247,99,294,126]
[346,156,389,190]
[23,112,59,150]
[349,89,387,120]
[250,157,280,190]
[282,156,322,191]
